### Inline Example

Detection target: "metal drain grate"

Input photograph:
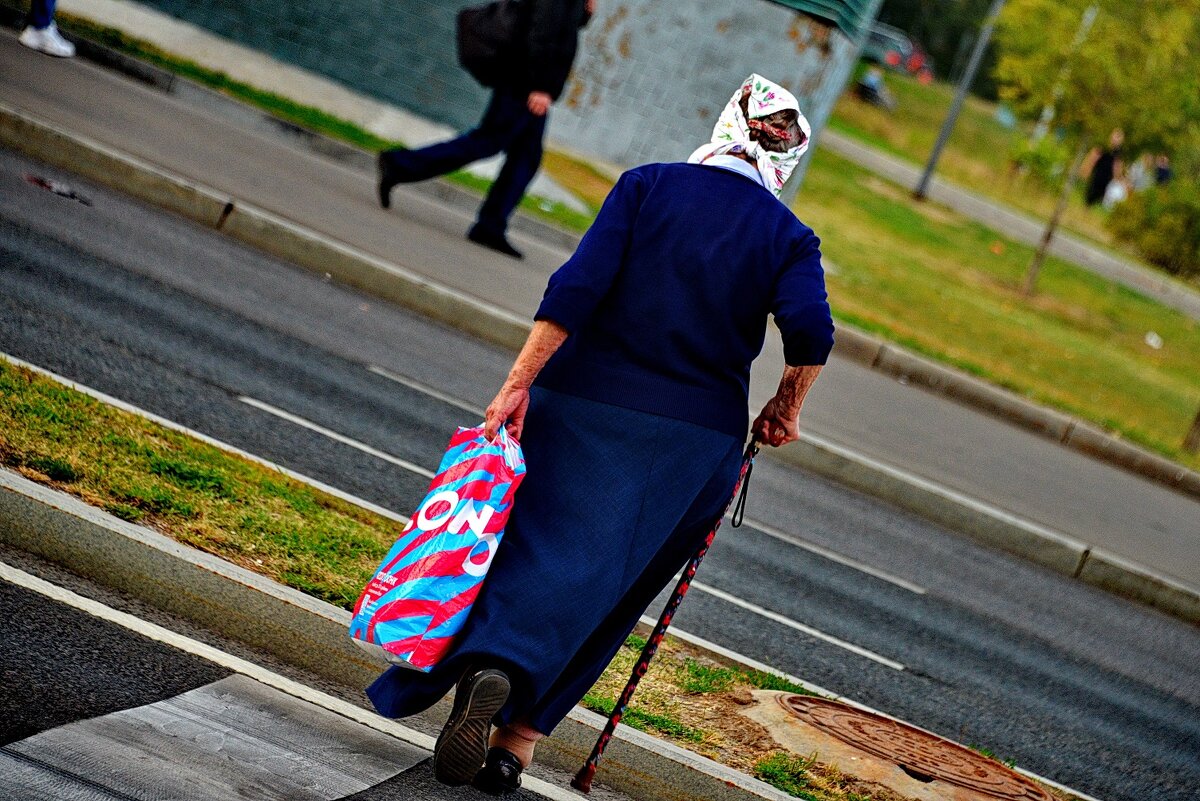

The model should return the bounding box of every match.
[780,695,1054,801]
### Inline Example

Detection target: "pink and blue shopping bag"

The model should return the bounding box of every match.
[349,425,525,671]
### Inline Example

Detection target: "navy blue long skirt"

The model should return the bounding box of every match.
[367,387,743,734]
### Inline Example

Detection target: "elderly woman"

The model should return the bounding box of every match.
[368,74,834,794]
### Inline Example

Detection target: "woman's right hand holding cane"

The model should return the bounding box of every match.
[753,363,823,447]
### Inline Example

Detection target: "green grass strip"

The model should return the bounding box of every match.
[579,692,705,743]
[680,659,818,697]
[0,361,398,607]
[752,752,821,800]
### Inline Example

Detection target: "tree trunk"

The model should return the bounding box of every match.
[1022,142,1089,296]
[1184,404,1200,454]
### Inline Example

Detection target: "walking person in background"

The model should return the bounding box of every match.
[367,74,832,794]
[376,0,594,260]
[19,0,75,57]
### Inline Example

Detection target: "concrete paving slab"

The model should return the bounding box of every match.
[2,674,424,801]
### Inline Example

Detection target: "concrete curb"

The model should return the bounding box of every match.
[829,331,1200,498]
[773,435,1200,625]
[0,468,792,801]
[2,101,1197,624]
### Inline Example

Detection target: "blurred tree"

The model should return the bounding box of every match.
[991,0,1200,292]
[877,0,1000,97]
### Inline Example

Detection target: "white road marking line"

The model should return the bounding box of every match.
[799,431,1089,553]
[638,616,836,697]
[0,351,408,524]
[237,396,436,479]
[733,515,927,595]
[368,365,485,417]
[0,562,585,801]
[689,580,906,671]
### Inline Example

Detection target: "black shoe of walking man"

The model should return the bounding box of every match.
[467,224,524,260]
[432,668,511,786]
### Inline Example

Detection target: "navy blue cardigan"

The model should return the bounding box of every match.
[534,162,835,438]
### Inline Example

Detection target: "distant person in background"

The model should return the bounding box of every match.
[1154,153,1173,185]
[1083,128,1124,207]
[854,65,896,111]
[376,0,594,260]
[1101,175,1129,210]
[1126,153,1155,193]
[19,0,75,58]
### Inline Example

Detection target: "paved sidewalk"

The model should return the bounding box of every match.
[0,32,1197,599]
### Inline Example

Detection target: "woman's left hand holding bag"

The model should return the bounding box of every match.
[485,383,530,440]
[484,320,571,441]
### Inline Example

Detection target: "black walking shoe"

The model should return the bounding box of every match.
[472,747,523,795]
[432,668,510,786]
[377,152,397,209]
[467,226,524,259]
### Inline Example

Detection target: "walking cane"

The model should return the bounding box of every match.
[571,439,760,793]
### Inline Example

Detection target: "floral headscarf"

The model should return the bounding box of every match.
[687,74,812,197]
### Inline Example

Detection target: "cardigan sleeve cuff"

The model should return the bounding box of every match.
[535,295,586,333]
[781,318,835,366]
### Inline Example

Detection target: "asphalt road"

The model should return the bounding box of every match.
[1,149,1197,801]
[1,31,1197,588]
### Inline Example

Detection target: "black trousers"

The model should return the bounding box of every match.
[380,88,547,236]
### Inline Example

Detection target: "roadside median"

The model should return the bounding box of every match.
[1,101,1195,624]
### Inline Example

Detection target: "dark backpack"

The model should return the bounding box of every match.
[456,1,524,87]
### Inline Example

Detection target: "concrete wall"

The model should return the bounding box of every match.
[551,1,862,169]
[130,0,870,174]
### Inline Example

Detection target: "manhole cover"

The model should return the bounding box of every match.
[780,695,1054,801]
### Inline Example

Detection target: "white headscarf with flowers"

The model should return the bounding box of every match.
[687,74,811,197]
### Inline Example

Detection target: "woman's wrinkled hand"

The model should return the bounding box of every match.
[484,384,531,441]
[751,397,800,448]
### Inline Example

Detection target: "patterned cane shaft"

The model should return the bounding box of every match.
[572,443,758,793]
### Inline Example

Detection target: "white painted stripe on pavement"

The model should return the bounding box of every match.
[237,396,436,479]
[0,562,586,801]
[0,351,408,524]
[368,365,486,417]
[690,580,906,671]
[798,430,1090,553]
[733,515,927,595]
[638,616,837,697]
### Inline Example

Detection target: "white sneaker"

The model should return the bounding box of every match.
[18,22,76,58]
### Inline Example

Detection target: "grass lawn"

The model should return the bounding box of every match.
[0,362,400,607]
[797,148,1200,468]
[827,68,1131,254]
